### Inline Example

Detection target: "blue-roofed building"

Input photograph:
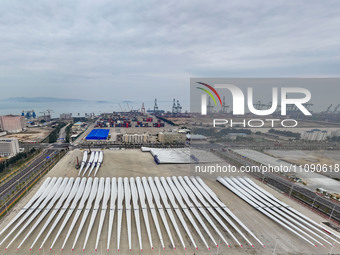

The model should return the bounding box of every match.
[86,129,110,140]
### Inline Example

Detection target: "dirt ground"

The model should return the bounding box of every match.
[3,127,52,142]
[0,149,339,255]
[166,118,191,126]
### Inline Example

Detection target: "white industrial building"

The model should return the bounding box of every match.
[60,113,72,120]
[0,138,20,157]
[122,133,149,144]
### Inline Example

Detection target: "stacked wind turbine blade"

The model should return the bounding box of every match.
[0,177,51,237]
[136,177,153,250]
[5,176,331,252]
[88,151,99,176]
[78,151,88,176]
[83,178,105,251]
[1,177,59,249]
[94,151,103,176]
[61,178,93,251]
[22,178,74,250]
[50,178,87,250]
[72,177,99,251]
[95,177,111,251]
[82,152,95,176]
[39,177,82,251]
[107,177,117,252]
[116,177,124,252]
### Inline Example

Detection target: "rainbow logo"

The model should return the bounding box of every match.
[196,82,222,106]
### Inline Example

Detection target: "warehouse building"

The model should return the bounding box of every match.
[0,138,20,157]
[86,129,110,140]
[0,115,26,133]
[186,134,207,141]
[158,132,186,144]
[60,113,72,121]
[122,133,149,144]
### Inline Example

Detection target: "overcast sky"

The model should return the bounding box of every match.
[0,0,340,102]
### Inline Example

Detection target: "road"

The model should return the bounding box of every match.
[57,123,70,144]
[0,149,58,203]
[72,120,98,145]
[0,149,65,218]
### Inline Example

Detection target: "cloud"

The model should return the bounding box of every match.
[0,0,340,101]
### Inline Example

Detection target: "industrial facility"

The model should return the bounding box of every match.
[21,110,36,120]
[0,138,20,157]
[122,133,150,144]
[0,144,338,254]
[2,1,340,254]
[0,99,339,255]
[60,113,72,121]
[86,129,110,140]
[0,115,26,133]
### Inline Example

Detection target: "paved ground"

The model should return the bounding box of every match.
[0,149,339,255]
[265,150,340,180]
[234,149,340,194]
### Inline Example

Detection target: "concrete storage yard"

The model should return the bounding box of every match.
[0,149,339,254]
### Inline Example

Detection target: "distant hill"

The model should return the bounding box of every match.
[0,97,88,103]
[96,100,110,103]
[121,100,134,104]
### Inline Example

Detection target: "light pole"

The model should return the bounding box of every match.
[262,171,267,183]
[272,238,279,254]
[312,195,318,208]
[215,238,221,255]
[329,205,336,221]
[329,238,337,254]
[289,184,295,198]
